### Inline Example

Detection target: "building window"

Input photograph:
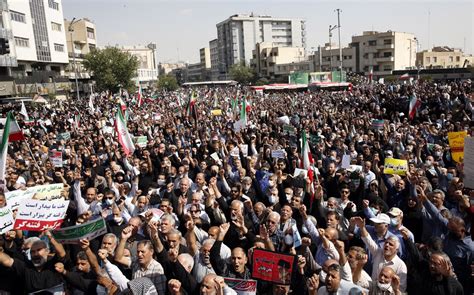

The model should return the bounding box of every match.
[449,56,454,62]
[48,0,59,10]
[383,65,392,71]
[433,57,437,63]
[86,27,95,39]
[54,43,64,52]
[14,37,29,47]
[426,57,430,63]
[368,40,377,46]
[383,52,392,57]
[10,10,26,23]
[51,22,61,31]
[383,39,392,45]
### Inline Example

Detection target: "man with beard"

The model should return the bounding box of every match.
[368,266,402,295]
[0,230,66,294]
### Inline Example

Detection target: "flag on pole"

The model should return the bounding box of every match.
[408,94,421,120]
[301,130,315,205]
[245,97,251,113]
[213,92,219,108]
[119,97,127,111]
[0,115,25,141]
[137,85,143,107]
[0,112,12,182]
[186,91,197,119]
[88,94,95,112]
[238,97,248,126]
[115,106,135,156]
[20,101,29,120]
[368,68,373,84]
[74,114,81,129]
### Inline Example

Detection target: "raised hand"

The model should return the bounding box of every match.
[97,249,108,261]
[121,226,133,240]
[54,262,66,274]
[79,238,90,250]
[218,223,230,241]
[259,224,269,240]
[168,279,182,295]
[299,204,308,219]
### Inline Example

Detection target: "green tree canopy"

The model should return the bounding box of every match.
[157,75,179,91]
[229,63,255,85]
[83,47,139,93]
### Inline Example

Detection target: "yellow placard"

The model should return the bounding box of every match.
[211,109,222,116]
[448,131,467,163]
[383,158,408,176]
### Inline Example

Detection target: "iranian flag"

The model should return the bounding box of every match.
[239,98,247,126]
[119,97,127,111]
[301,130,316,204]
[245,98,252,113]
[186,91,197,119]
[88,94,95,112]
[0,112,13,182]
[74,114,81,129]
[408,94,421,120]
[137,85,143,107]
[0,114,25,141]
[20,100,29,121]
[115,107,135,155]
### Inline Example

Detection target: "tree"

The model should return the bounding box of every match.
[83,47,139,93]
[229,63,255,85]
[157,75,179,91]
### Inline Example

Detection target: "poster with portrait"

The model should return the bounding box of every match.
[251,248,296,285]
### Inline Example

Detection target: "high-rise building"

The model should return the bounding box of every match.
[209,39,219,80]
[216,14,306,78]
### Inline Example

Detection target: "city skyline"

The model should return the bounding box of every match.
[63,0,473,64]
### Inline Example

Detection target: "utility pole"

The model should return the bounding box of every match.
[318,45,322,72]
[329,25,338,72]
[336,8,343,82]
[68,18,81,100]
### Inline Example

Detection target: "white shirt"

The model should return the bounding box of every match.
[362,235,407,292]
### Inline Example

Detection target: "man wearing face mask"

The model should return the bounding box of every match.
[368,266,402,295]
[0,231,66,294]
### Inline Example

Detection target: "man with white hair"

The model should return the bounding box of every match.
[352,216,407,292]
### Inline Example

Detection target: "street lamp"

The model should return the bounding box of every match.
[68,18,81,100]
[336,9,343,82]
[329,24,339,71]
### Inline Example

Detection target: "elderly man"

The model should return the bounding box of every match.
[368,266,402,295]
[352,216,407,292]
[0,231,66,294]
[114,226,166,294]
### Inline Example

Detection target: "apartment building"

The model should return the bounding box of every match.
[350,31,416,77]
[120,44,158,88]
[416,46,474,69]
[216,14,306,78]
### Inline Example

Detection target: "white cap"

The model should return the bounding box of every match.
[369,213,390,224]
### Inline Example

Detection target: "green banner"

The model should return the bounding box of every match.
[52,218,106,244]
[289,72,309,85]
[310,134,321,145]
[56,132,71,141]
[134,136,148,148]
[283,124,296,135]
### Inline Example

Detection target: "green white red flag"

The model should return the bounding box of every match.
[115,107,135,155]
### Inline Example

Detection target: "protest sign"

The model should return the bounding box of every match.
[277,116,290,125]
[463,137,474,189]
[448,131,467,163]
[271,149,286,159]
[383,158,408,176]
[224,278,257,295]
[49,150,62,167]
[283,124,296,135]
[293,168,307,178]
[56,132,70,141]
[102,126,114,134]
[251,249,295,285]
[5,183,64,210]
[139,208,164,223]
[211,109,223,116]
[134,136,148,148]
[341,155,351,169]
[347,165,363,173]
[14,199,69,231]
[371,119,384,130]
[52,218,107,244]
[0,207,14,234]
[240,144,248,157]
[310,134,321,145]
[234,120,244,132]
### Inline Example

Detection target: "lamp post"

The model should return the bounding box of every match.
[329,24,339,71]
[68,18,81,100]
[336,8,343,82]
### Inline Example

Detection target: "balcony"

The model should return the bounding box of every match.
[376,44,394,50]
[0,55,17,67]
[0,28,13,39]
[68,52,85,59]
[375,56,394,62]
[364,46,378,53]
[68,72,91,79]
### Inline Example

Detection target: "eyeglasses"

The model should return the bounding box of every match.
[190,210,201,214]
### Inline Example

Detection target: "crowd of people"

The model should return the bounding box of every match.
[0,78,472,295]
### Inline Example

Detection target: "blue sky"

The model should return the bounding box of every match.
[63,0,473,64]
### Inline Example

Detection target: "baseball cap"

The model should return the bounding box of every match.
[369,213,390,224]
[387,207,403,217]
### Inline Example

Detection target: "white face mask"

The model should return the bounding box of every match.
[284,234,293,245]
[114,217,123,224]
[286,194,292,202]
[268,180,275,187]
[269,195,278,205]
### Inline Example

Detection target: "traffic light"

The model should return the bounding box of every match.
[0,38,10,55]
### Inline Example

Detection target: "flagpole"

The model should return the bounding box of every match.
[24,141,42,173]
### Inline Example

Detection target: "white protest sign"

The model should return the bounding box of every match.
[14,199,69,231]
[463,137,474,189]
[271,149,286,159]
[210,153,222,165]
[233,120,244,132]
[102,126,114,134]
[0,207,14,234]
[6,183,64,210]
[293,168,308,178]
[230,147,240,157]
[49,151,63,167]
[341,155,351,169]
[240,144,248,157]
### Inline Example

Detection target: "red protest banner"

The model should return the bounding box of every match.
[251,248,296,285]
